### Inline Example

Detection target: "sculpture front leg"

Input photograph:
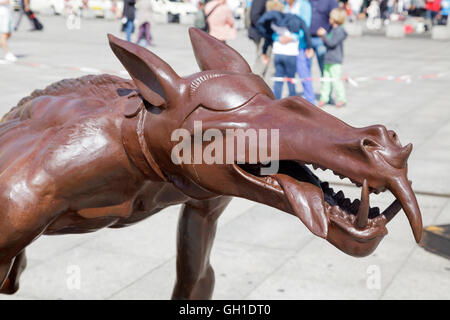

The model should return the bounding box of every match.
[172,196,231,300]
[0,250,27,294]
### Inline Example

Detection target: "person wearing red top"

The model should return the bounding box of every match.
[425,0,442,25]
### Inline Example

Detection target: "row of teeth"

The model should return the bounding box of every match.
[309,163,387,194]
[320,182,381,218]
[327,205,379,227]
[260,161,402,230]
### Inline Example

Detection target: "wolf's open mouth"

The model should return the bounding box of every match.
[235,160,405,240]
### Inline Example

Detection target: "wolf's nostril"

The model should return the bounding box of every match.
[362,138,378,148]
[388,130,397,140]
[388,130,402,146]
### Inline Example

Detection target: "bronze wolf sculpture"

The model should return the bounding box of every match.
[0,29,422,299]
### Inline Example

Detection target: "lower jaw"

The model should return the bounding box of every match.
[326,219,387,257]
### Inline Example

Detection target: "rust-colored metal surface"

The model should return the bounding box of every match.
[0,29,422,299]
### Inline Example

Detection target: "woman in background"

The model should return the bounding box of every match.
[205,0,237,43]
[0,0,17,62]
[135,0,153,47]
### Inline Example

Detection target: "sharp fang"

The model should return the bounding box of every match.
[355,179,370,229]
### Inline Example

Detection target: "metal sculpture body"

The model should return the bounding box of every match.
[0,29,422,299]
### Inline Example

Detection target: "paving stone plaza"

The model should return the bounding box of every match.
[0,15,449,300]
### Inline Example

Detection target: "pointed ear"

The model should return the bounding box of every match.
[188,28,252,73]
[108,34,181,108]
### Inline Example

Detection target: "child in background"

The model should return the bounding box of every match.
[317,8,348,108]
[439,0,449,25]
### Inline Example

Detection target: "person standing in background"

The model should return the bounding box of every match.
[0,0,17,61]
[244,0,253,29]
[248,0,270,80]
[309,0,338,76]
[283,0,315,105]
[135,0,153,47]
[112,0,122,20]
[248,0,267,44]
[205,0,237,43]
[348,0,363,20]
[440,0,449,24]
[227,0,241,23]
[425,0,442,26]
[14,0,43,31]
[123,0,136,42]
[317,8,347,108]
[257,0,313,99]
[14,0,29,31]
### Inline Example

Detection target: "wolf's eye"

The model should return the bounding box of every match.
[199,93,260,112]
[192,74,274,111]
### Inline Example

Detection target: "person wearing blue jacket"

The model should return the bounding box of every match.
[440,0,449,25]
[256,10,312,56]
[256,1,313,99]
[282,0,315,104]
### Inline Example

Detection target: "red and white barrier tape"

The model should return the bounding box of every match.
[271,73,448,87]
[0,59,129,77]
[0,59,447,87]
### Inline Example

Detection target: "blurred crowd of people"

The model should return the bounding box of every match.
[1,0,448,105]
[346,0,449,26]
[198,0,448,105]
[116,0,349,105]
[0,0,45,62]
[246,0,347,106]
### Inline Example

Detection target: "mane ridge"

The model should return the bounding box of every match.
[2,74,135,122]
